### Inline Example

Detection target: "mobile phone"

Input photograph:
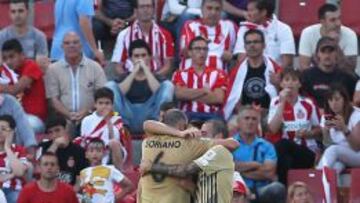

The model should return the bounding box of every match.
[324,114,335,121]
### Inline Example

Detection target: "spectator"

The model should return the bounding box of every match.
[46,32,107,136]
[107,39,174,134]
[36,114,88,187]
[50,0,105,65]
[173,36,227,121]
[232,171,251,203]
[223,0,249,23]
[268,69,321,185]
[353,80,360,107]
[0,39,47,128]
[79,138,134,203]
[232,105,286,203]
[0,115,30,203]
[287,182,314,203]
[234,0,295,68]
[0,94,36,150]
[179,0,237,70]
[317,85,360,173]
[111,0,174,78]
[0,0,49,70]
[78,87,126,169]
[93,0,135,42]
[224,29,282,120]
[301,37,358,109]
[299,3,358,71]
[17,152,79,203]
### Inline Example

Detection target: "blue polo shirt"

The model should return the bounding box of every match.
[232,133,277,190]
[51,0,95,60]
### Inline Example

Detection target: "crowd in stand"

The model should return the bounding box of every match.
[0,0,360,202]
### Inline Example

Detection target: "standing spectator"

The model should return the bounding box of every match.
[301,37,358,109]
[180,0,237,70]
[173,36,227,121]
[107,39,174,134]
[232,106,286,203]
[50,0,105,65]
[234,0,295,68]
[224,29,282,120]
[299,3,358,71]
[268,69,321,185]
[0,0,49,70]
[0,115,30,203]
[0,39,47,124]
[36,114,88,187]
[17,152,79,203]
[46,32,107,135]
[287,182,314,203]
[111,0,174,78]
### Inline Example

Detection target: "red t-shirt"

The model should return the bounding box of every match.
[17,181,79,203]
[17,59,47,120]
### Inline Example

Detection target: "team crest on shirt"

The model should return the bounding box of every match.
[296,109,305,119]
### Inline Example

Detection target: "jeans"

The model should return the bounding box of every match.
[253,182,286,203]
[106,80,174,134]
[3,188,19,203]
[27,114,45,134]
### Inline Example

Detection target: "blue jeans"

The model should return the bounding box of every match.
[106,80,174,134]
[27,114,45,134]
[3,188,19,203]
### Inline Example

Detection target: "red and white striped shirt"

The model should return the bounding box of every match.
[180,19,237,70]
[267,96,320,151]
[172,66,227,113]
[111,20,174,72]
[0,145,28,190]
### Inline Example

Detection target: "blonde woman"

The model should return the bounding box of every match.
[287,182,314,203]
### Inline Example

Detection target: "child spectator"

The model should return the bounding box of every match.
[79,138,133,203]
[287,181,314,203]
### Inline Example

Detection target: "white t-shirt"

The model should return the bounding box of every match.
[234,15,295,65]
[299,24,358,57]
[161,0,202,20]
[0,189,7,203]
[80,165,125,203]
[320,107,360,146]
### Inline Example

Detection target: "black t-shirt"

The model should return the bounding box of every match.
[241,63,271,108]
[301,66,358,108]
[126,79,153,103]
[38,141,88,185]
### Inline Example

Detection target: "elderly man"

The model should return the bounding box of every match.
[46,32,107,136]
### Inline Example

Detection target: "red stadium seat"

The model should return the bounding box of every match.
[33,1,54,40]
[278,0,325,38]
[341,0,360,35]
[288,169,338,203]
[0,3,10,29]
[349,168,360,203]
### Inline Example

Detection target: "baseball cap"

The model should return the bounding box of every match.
[315,37,337,53]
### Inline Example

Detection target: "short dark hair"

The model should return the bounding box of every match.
[86,137,106,150]
[248,0,275,18]
[45,114,67,132]
[10,0,29,9]
[94,87,114,103]
[39,151,58,164]
[129,39,152,57]
[163,109,188,128]
[280,68,301,81]
[244,29,265,43]
[2,39,23,53]
[204,119,229,138]
[0,114,16,129]
[318,3,338,20]
[188,36,208,50]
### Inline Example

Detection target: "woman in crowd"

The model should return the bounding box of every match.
[287,181,314,203]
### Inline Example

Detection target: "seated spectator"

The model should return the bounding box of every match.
[232,171,251,203]
[223,0,249,23]
[112,0,174,78]
[0,115,30,203]
[93,0,135,42]
[299,3,358,71]
[232,106,286,203]
[79,138,134,203]
[301,37,358,110]
[36,115,88,187]
[317,85,360,173]
[17,152,79,203]
[234,0,295,68]
[287,182,314,203]
[173,36,227,121]
[0,94,36,152]
[0,0,49,71]
[267,69,321,185]
[107,39,174,134]
[179,0,237,70]
[46,32,107,136]
[78,87,126,169]
[0,39,47,132]
[224,29,282,120]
